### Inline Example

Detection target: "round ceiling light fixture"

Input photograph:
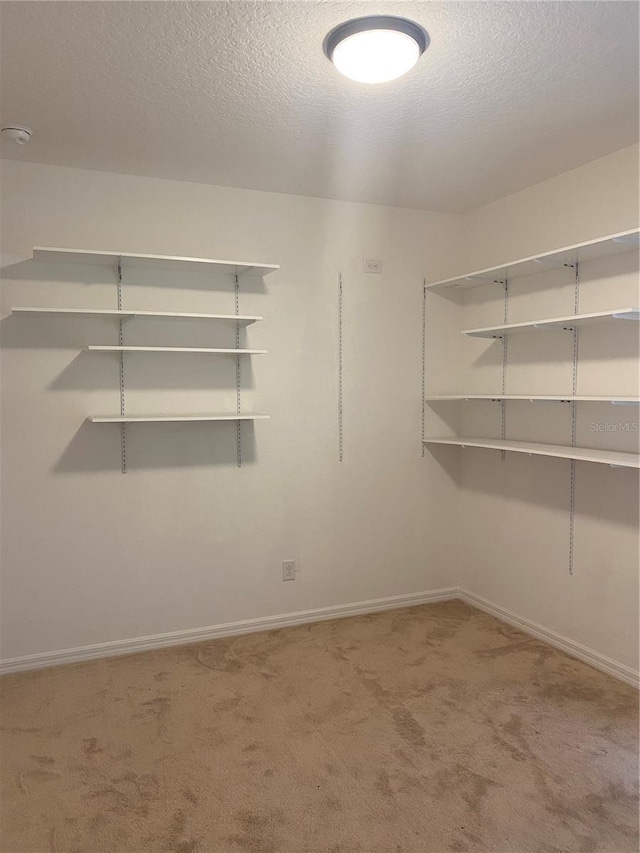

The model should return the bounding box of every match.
[1,125,33,145]
[323,16,429,84]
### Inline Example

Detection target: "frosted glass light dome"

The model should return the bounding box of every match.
[324,16,429,84]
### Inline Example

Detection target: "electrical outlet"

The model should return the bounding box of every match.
[282,560,296,581]
[364,259,382,274]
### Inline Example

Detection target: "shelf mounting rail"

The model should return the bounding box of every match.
[569,261,579,575]
[501,277,509,460]
[117,258,127,473]
[421,280,427,457]
[235,275,242,468]
[338,272,344,463]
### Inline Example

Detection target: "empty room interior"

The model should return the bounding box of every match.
[0,2,639,851]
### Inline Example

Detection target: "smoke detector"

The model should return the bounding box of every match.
[1,125,32,145]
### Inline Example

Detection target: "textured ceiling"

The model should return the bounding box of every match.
[0,1,638,213]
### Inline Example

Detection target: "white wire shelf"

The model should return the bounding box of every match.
[426,228,640,292]
[10,307,262,324]
[89,413,270,423]
[86,346,267,354]
[425,395,640,404]
[463,308,639,339]
[423,437,640,468]
[32,247,280,278]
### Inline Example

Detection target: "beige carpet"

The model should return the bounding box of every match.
[1,601,637,853]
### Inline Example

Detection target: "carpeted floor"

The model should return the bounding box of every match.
[1,600,638,853]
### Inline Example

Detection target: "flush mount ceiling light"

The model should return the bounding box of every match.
[323,16,429,84]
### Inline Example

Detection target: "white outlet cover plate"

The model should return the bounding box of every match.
[282,560,296,581]
[364,259,382,274]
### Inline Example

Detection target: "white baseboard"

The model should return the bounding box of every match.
[459,587,639,689]
[0,587,458,675]
[3,586,637,689]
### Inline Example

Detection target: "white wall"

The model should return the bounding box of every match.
[1,146,638,674]
[437,145,639,670]
[462,145,640,267]
[0,159,461,661]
